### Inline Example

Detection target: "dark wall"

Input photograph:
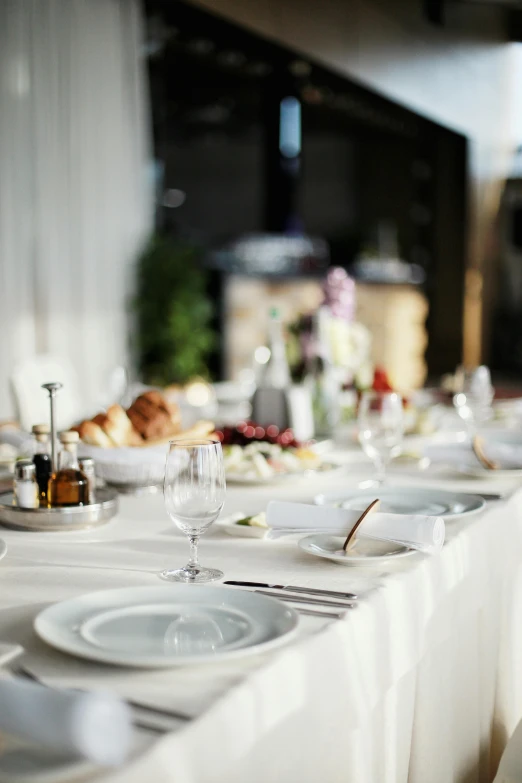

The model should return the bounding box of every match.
[146,0,468,374]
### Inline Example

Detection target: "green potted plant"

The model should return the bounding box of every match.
[134,234,216,386]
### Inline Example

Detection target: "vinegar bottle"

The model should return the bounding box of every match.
[48,431,89,507]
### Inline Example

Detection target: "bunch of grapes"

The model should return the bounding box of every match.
[215,421,301,448]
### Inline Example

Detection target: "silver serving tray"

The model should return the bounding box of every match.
[106,480,162,496]
[0,488,119,532]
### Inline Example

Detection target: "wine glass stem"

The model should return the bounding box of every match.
[188,535,200,569]
[466,419,476,438]
[375,459,386,485]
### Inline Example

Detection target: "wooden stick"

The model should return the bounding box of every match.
[343,499,381,552]
[472,436,499,470]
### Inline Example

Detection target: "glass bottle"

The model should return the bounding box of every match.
[261,307,291,389]
[305,311,340,438]
[31,424,52,504]
[252,307,291,429]
[48,431,89,507]
[13,460,39,508]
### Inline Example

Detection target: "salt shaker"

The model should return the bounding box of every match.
[78,457,96,504]
[14,461,39,508]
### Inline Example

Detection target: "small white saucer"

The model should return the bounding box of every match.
[299,534,416,566]
[215,513,268,539]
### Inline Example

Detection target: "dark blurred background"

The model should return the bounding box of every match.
[1,0,522,418]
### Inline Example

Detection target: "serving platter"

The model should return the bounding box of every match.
[226,461,344,485]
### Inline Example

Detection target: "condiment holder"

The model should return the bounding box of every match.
[0,382,119,532]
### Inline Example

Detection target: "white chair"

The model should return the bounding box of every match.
[494,720,522,783]
[10,355,85,432]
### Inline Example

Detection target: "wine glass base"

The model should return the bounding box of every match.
[160,566,224,584]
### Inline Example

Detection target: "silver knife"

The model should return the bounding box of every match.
[297,607,345,619]
[254,590,354,609]
[224,580,357,600]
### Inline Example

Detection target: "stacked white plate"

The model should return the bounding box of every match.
[34,585,299,668]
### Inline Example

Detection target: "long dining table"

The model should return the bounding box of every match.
[1,445,522,783]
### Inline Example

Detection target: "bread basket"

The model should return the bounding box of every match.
[78,442,169,487]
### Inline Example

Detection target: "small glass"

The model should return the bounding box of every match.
[161,439,226,584]
[357,391,404,483]
[453,366,494,433]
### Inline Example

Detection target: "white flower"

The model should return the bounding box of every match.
[355,360,374,390]
[325,318,372,373]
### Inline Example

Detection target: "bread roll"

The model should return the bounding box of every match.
[171,420,216,441]
[127,394,179,440]
[144,420,216,446]
[76,390,182,448]
[140,390,182,432]
[78,421,114,449]
[103,405,142,447]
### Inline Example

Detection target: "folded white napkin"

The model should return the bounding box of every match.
[266,501,444,553]
[425,441,522,471]
[0,677,132,766]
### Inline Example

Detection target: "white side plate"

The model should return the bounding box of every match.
[299,534,416,566]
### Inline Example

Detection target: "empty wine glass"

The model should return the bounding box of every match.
[357,391,404,483]
[453,366,494,433]
[161,439,226,583]
[164,612,224,655]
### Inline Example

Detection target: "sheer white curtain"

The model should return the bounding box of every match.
[0,0,152,420]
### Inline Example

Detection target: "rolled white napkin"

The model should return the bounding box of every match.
[425,441,522,470]
[266,500,445,553]
[0,428,33,455]
[0,677,132,766]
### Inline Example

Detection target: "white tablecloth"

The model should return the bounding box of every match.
[1,451,522,783]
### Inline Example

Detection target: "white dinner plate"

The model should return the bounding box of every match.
[34,585,298,668]
[299,534,416,565]
[315,487,485,519]
[0,539,7,562]
[226,462,344,485]
[215,512,268,539]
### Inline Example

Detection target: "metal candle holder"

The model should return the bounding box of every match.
[41,382,63,472]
